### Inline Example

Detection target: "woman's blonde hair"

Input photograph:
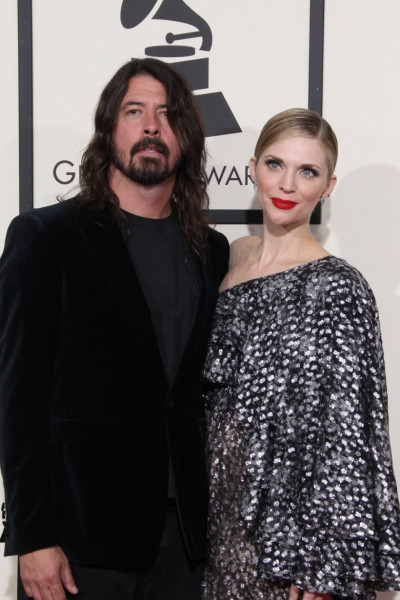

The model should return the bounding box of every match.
[254,108,338,178]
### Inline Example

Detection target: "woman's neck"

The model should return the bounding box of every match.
[257,225,327,272]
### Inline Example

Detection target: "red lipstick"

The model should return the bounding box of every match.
[271,197,297,210]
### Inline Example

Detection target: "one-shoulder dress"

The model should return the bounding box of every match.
[201,256,400,600]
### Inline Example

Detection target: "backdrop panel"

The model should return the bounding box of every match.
[31,0,310,218]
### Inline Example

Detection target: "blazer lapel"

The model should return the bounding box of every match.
[74,208,165,374]
[172,247,218,387]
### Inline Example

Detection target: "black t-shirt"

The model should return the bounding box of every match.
[123,208,200,384]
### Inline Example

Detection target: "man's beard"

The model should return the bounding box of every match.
[112,137,181,186]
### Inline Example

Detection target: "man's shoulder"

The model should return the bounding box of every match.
[206,226,229,250]
[7,199,79,239]
[8,197,113,238]
[205,227,230,280]
[14,198,77,224]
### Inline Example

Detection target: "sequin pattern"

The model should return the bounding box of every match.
[201,256,400,600]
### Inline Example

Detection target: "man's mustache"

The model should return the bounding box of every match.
[130,137,170,158]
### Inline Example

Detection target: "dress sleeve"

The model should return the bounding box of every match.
[0,213,61,555]
[254,269,400,597]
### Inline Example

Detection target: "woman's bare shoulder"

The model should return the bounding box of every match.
[219,236,261,292]
[230,236,261,266]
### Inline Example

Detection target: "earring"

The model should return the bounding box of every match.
[253,182,258,191]
[318,196,325,206]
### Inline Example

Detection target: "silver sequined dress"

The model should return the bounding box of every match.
[201,256,400,600]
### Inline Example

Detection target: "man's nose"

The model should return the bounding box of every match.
[143,113,160,136]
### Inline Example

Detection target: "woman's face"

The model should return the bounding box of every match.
[250,136,336,227]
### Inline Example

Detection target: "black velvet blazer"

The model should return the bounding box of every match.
[0,198,229,568]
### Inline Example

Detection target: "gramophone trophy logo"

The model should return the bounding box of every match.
[120,0,242,137]
[53,0,242,188]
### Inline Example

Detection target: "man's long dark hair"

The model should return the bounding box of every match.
[78,58,211,257]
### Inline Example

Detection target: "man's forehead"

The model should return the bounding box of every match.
[123,75,167,98]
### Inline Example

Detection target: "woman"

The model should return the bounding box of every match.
[201,108,400,600]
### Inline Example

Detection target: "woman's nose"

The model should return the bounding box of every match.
[279,171,296,193]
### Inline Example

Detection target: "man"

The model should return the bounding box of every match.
[0,58,229,599]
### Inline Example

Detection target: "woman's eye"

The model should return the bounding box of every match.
[301,167,317,178]
[266,160,281,169]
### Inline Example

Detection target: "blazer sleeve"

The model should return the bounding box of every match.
[0,212,62,555]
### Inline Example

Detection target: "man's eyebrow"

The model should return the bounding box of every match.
[120,101,168,110]
[121,101,144,109]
